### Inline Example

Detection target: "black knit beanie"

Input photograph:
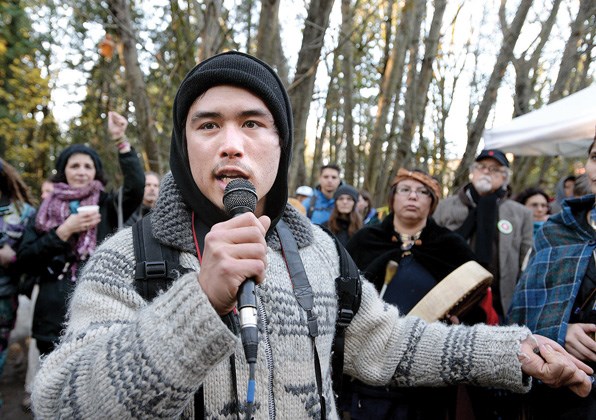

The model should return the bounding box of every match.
[334,184,359,203]
[170,51,293,231]
[55,144,105,184]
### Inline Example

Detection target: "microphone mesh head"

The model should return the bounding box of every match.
[223,179,258,215]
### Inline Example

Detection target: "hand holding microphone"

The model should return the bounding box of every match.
[197,182,269,316]
[222,179,264,413]
[198,179,266,412]
[223,179,261,366]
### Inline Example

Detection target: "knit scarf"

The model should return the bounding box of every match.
[36,180,104,280]
[455,185,506,265]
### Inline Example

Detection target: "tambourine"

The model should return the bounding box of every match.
[407,261,493,322]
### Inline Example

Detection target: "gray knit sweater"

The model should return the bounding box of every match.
[32,174,532,419]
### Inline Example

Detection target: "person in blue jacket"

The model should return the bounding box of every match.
[303,163,341,224]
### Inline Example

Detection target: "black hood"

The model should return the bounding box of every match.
[170,51,293,233]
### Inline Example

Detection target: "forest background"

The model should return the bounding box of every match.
[1,0,594,207]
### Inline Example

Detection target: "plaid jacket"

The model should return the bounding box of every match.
[508,194,596,345]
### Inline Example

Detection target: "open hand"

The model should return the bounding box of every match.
[519,334,593,397]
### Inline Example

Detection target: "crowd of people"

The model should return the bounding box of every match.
[0,51,594,419]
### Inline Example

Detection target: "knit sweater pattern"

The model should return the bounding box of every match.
[32,173,531,419]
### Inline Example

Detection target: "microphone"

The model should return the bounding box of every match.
[223,178,259,369]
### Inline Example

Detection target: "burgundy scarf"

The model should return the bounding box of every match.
[36,180,104,280]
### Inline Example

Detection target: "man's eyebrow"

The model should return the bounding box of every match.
[189,108,273,123]
[238,108,272,119]
[189,111,222,123]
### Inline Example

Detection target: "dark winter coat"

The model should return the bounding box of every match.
[17,150,144,343]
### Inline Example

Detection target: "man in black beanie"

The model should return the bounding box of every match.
[32,52,592,419]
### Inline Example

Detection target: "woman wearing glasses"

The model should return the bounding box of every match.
[514,187,551,236]
[343,168,497,420]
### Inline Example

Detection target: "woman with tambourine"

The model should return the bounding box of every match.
[343,168,498,420]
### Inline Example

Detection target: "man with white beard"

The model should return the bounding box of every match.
[433,149,533,322]
[433,149,534,419]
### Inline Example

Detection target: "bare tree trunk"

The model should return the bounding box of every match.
[243,0,256,54]
[452,0,533,189]
[550,0,596,102]
[577,23,595,88]
[274,29,290,86]
[391,0,426,173]
[340,0,356,185]
[363,0,415,199]
[311,55,340,185]
[330,112,341,163]
[511,1,596,191]
[508,0,561,193]
[169,0,198,84]
[256,0,281,66]
[373,104,400,205]
[108,0,161,172]
[431,4,469,184]
[198,0,224,61]
[393,0,446,173]
[287,0,336,194]
[256,0,289,86]
[512,0,562,116]
[375,2,426,196]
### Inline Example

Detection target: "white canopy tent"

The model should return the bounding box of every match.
[483,84,596,156]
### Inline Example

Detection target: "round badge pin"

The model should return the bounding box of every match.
[497,219,513,234]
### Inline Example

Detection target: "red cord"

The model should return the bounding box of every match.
[191,211,202,265]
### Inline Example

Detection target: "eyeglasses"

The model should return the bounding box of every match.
[396,186,432,198]
[528,202,548,208]
[473,162,506,175]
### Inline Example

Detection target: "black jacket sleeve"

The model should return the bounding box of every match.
[16,217,72,277]
[100,149,145,238]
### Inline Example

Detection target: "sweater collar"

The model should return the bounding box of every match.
[150,173,314,255]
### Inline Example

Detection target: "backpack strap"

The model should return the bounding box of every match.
[117,186,124,230]
[131,216,203,418]
[277,220,326,418]
[318,225,361,399]
[132,216,190,301]
[306,192,318,219]
[277,220,361,415]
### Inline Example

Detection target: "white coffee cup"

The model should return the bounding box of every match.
[77,205,100,215]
